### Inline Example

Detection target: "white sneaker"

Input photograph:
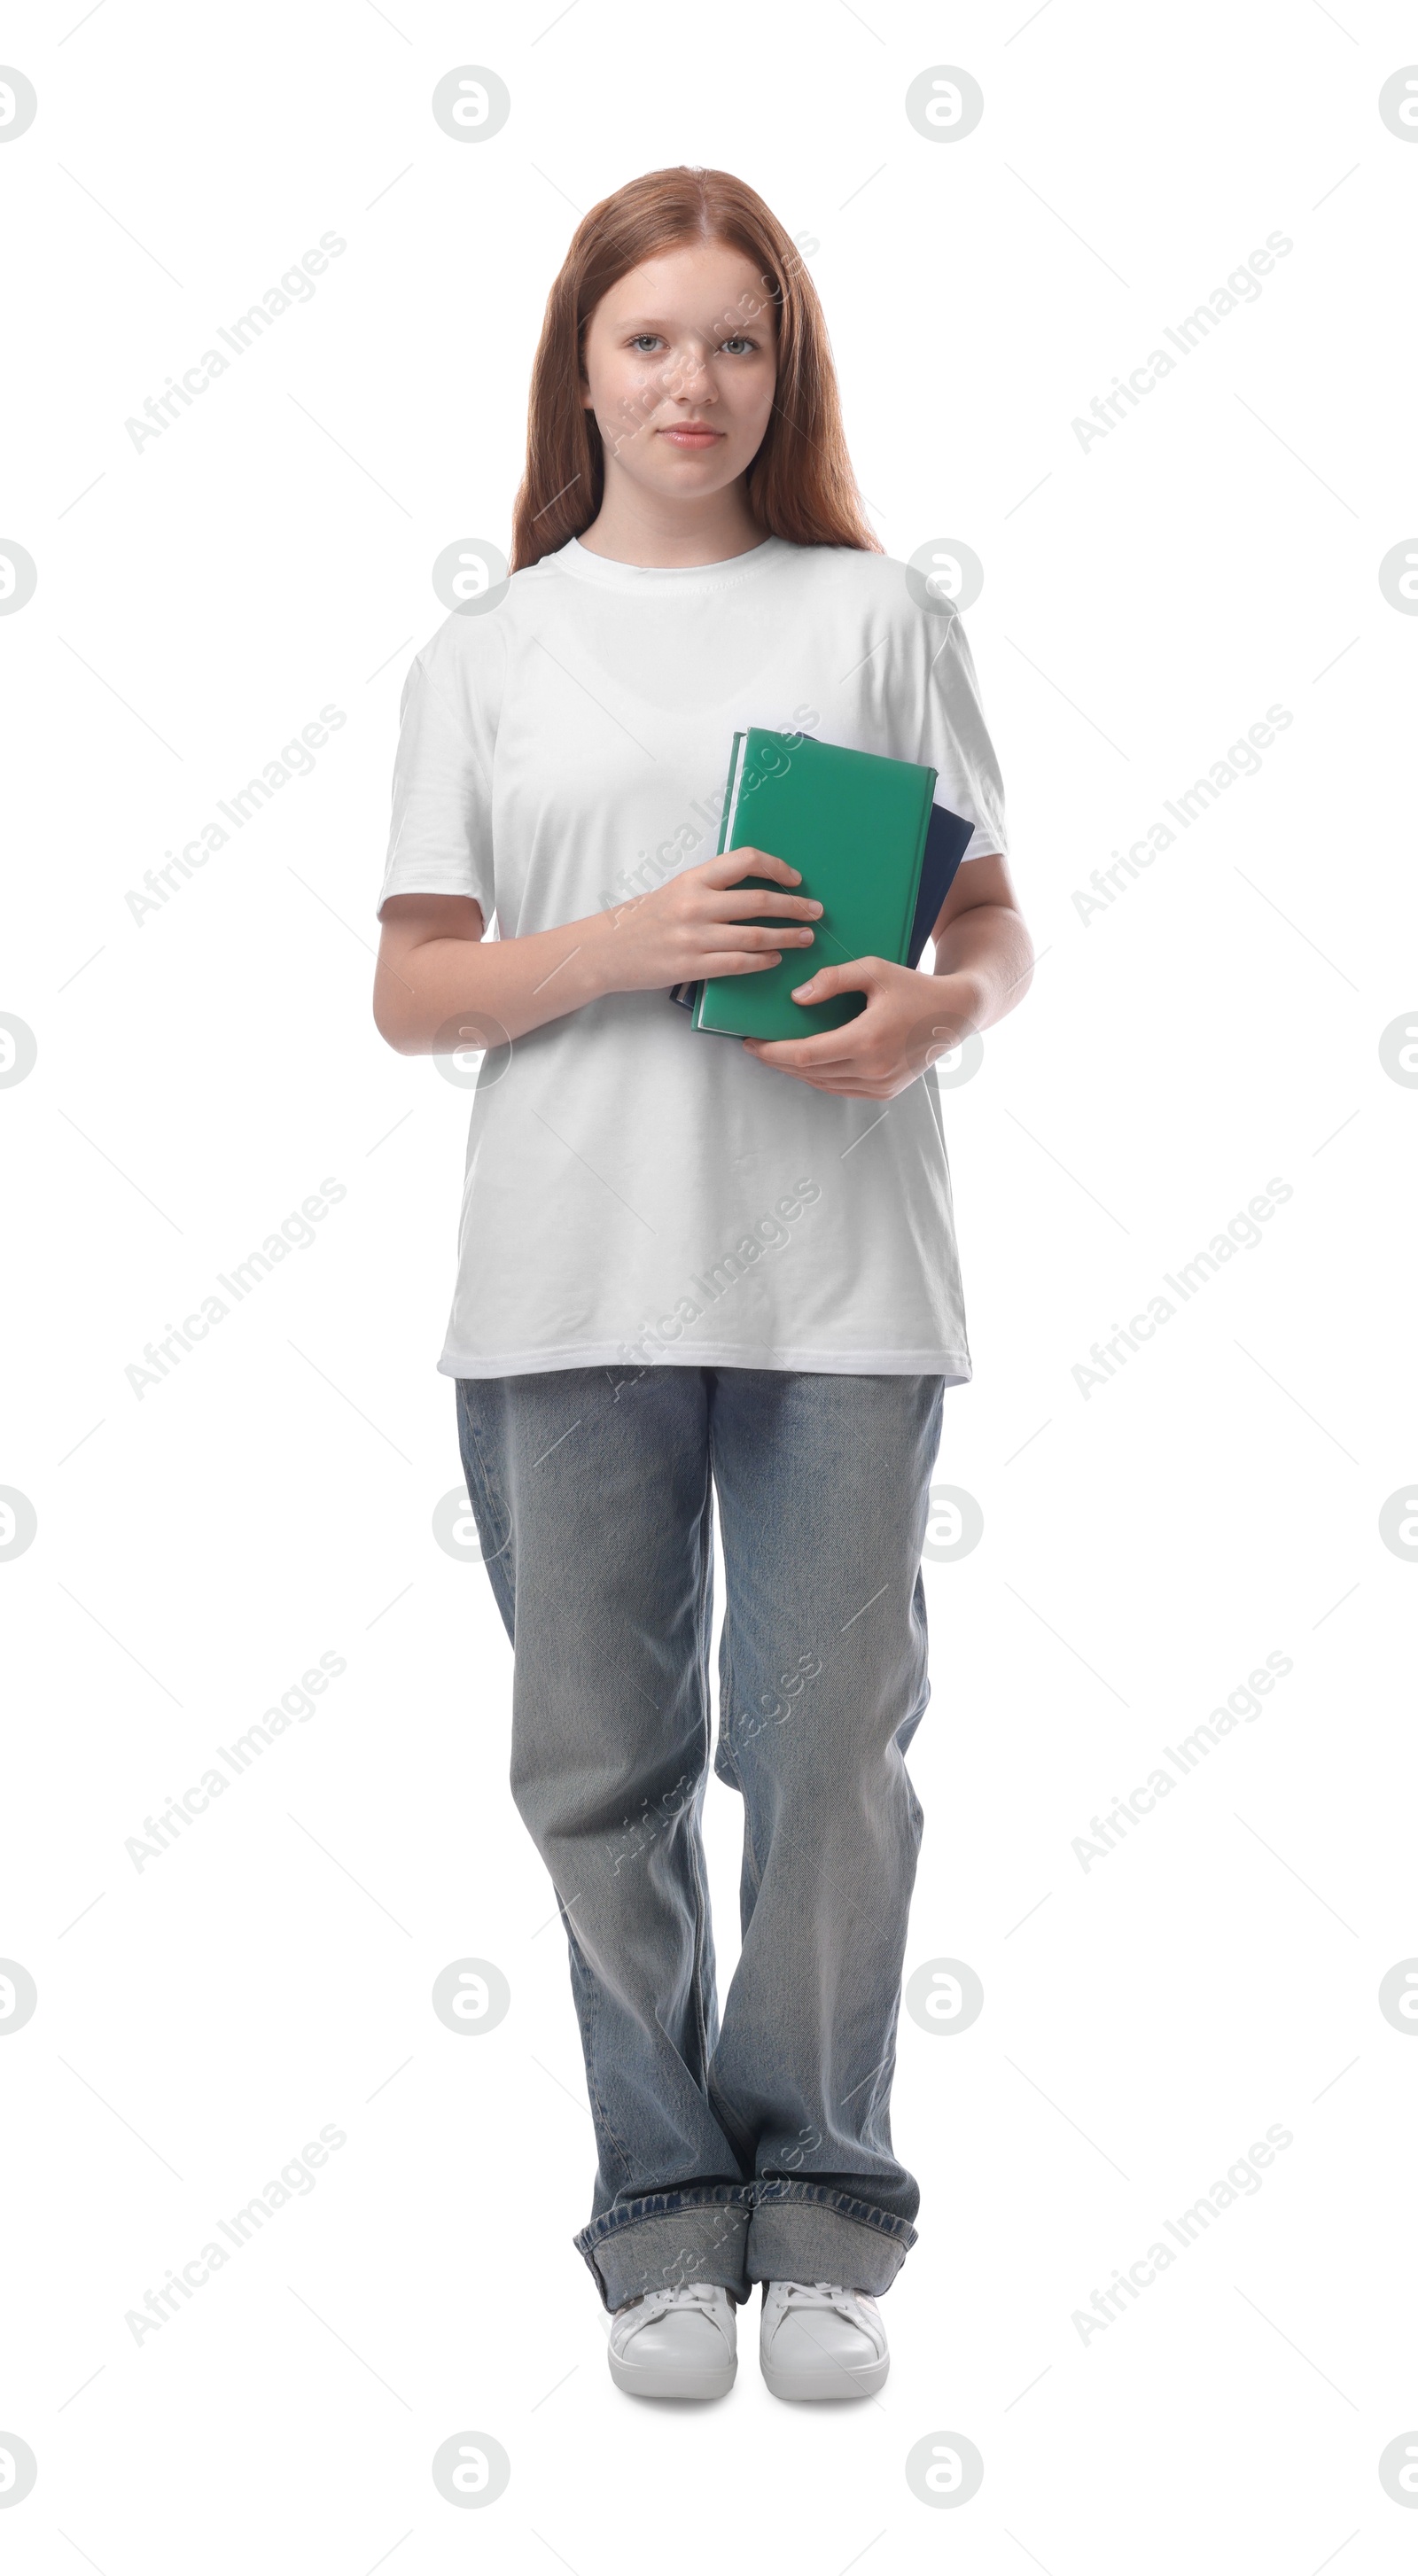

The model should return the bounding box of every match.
[607,2281,738,2401]
[760,2280,890,2401]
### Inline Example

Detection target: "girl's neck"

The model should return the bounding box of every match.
[576,475,767,569]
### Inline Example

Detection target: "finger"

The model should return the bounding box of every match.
[705,846,804,889]
[744,1000,883,1068]
[749,1058,894,1094]
[710,890,823,921]
[784,959,885,1005]
[745,1039,861,1070]
[703,927,815,956]
[785,1077,893,1096]
[751,1055,896,1093]
[701,922,806,953]
[697,948,783,976]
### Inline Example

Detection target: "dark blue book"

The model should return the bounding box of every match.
[905,801,975,966]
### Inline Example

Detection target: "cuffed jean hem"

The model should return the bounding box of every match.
[575,2190,756,2313]
[747,2183,917,2298]
[574,2183,917,2312]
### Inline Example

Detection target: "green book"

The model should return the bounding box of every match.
[690,728,939,1040]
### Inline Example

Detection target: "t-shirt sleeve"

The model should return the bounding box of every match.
[375,619,503,923]
[918,611,1009,864]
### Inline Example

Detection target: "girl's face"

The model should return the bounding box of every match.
[580,239,778,510]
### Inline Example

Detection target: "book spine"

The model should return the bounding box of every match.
[896,774,937,961]
[697,735,747,1029]
[717,732,747,854]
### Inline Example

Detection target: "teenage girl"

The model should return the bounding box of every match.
[373,164,1032,2402]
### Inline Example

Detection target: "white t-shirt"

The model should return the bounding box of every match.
[376,533,1009,1381]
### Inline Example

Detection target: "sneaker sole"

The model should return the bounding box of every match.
[608,2348,736,2401]
[761,2351,890,2402]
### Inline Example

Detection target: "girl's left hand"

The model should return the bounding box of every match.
[743,960,980,1098]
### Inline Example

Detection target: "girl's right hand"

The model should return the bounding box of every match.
[598,847,822,993]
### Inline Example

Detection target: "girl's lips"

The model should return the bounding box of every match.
[658,427,723,446]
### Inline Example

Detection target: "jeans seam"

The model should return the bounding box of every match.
[577,2183,757,2240]
[576,1927,637,2188]
[455,1383,513,1601]
[715,1632,763,1899]
[686,1796,713,2081]
[684,1454,716,2078]
[576,2181,915,2247]
[752,2183,917,2243]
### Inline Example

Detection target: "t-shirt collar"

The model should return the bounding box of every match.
[554,533,789,593]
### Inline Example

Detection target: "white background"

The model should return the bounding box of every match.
[4,0,1416,2565]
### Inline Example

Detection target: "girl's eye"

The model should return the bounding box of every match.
[627,333,757,356]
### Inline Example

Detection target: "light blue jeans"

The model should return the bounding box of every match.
[455,1363,946,2312]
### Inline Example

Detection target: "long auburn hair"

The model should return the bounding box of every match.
[510,166,880,572]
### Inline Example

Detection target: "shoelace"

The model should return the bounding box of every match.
[777,2279,867,2312]
[615,2281,731,2346]
[773,2281,886,2351]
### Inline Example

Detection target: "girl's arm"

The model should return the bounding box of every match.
[372,849,823,1053]
[927,851,1035,1032]
[741,852,1034,1098]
